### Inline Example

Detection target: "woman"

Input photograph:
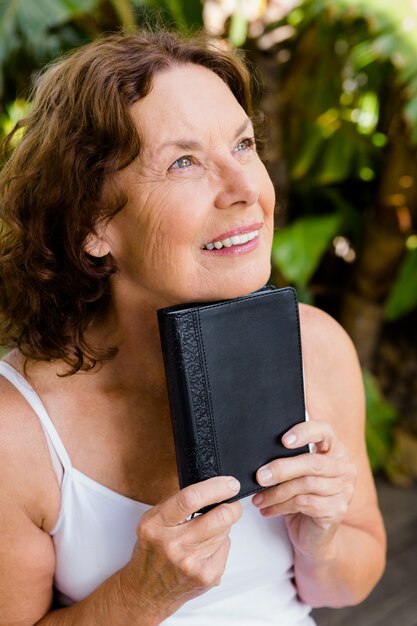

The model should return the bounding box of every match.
[0,30,385,625]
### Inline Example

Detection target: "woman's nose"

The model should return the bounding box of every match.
[214,160,260,210]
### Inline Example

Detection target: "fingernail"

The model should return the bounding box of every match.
[228,478,240,492]
[252,492,264,506]
[258,468,273,485]
[283,433,297,447]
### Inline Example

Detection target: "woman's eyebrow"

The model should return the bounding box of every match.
[156,118,253,154]
[234,117,253,138]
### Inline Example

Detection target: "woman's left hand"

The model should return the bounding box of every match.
[252,419,358,561]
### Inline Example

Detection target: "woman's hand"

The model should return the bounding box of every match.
[120,476,242,623]
[252,420,357,561]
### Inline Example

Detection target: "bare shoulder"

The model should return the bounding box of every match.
[0,359,61,527]
[0,363,59,624]
[299,303,360,371]
[298,303,365,433]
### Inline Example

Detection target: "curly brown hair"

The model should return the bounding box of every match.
[0,29,256,374]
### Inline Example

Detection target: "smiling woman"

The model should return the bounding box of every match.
[93,63,275,309]
[0,29,385,626]
[0,29,266,375]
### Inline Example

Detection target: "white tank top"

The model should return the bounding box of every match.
[0,361,315,625]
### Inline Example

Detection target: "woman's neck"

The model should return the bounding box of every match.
[85,292,168,397]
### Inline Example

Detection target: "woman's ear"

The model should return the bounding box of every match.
[83,230,111,258]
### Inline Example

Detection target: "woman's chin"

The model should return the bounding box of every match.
[196,271,272,303]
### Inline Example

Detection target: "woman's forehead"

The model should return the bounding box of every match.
[130,64,248,150]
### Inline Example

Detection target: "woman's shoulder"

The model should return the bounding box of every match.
[298,303,365,426]
[0,352,60,529]
[0,356,58,624]
[299,303,360,370]
[0,351,39,444]
[0,353,36,437]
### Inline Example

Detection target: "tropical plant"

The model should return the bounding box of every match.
[363,370,398,473]
[0,0,203,111]
[218,0,417,364]
[0,0,100,105]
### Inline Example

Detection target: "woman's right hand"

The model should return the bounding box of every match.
[119,476,242,623]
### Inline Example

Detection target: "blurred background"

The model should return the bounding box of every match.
[0,1,416,624]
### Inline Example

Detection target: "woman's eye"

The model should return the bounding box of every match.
[170,155,193,170]
[236,137,256,152]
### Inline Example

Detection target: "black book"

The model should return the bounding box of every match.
[157,286,309,511]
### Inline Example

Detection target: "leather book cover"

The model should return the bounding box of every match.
[157,286,309,511]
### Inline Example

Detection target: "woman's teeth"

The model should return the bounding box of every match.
[204,229,259,251]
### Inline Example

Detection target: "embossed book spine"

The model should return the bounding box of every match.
[157,310,220,490]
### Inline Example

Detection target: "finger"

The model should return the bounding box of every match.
[252,475,348,509]
[157,476,241,526]
[185,501,242,544]
[259,492,351,524]
[163,504,241,567]
[183,537,232,590]
[281,420,344,456]
[181,525,234,563]
[201,536,232,586]
[256,453,353,488]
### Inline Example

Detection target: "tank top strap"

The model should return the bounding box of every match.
[0,361,72,473]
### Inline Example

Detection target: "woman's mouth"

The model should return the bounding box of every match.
[203,229,259,251]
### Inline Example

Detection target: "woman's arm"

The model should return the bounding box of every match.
[38,477,242,626]
[252,304,386,607]
[0,379,242,626]
[1,471,242,626]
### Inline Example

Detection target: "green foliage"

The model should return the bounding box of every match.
[132,0,203,32]
[363,370,399,472]
[0,98,32,144]
[0,1,203,105]
[262,0,417,322]
[385,246,417,320]
[282,3,394,185]
[272,213,342,290]
[0,0,101,102]
[229,10,248,47]
[162,0,203,30]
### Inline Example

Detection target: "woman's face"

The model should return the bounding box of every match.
[101,63,275,308]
